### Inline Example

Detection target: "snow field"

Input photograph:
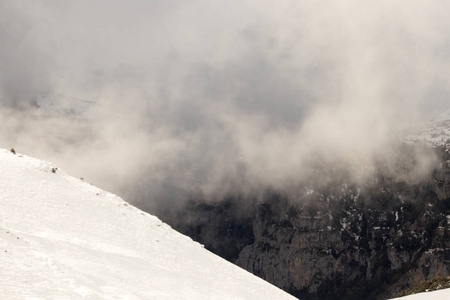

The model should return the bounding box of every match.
[0,149,296,300]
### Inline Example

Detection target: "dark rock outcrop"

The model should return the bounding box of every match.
[236,182,449,299]
[163,146,450,299]
[434,159,450,200]
[172,197,255,262]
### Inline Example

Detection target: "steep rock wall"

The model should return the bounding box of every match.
[166,146,450,299]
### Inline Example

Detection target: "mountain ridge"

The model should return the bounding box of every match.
[0,148,296,300]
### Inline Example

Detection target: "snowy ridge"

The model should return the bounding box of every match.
[404,109,450,147]
[394,288,450,300]
[0,149,296,300]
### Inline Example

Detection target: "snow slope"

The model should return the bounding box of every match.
[0,149,296,300]
[394,288,450,300]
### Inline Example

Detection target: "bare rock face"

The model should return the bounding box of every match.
[434,159,450,200]
[166,146,450,300]
[235,155,450,299]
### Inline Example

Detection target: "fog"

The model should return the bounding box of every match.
[1,1,449,211]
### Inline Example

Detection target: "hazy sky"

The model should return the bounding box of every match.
[1,1,449,209]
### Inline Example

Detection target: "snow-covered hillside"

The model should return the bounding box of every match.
[404,109,450,147]
[0,149,296,300]
[394,288,450,300]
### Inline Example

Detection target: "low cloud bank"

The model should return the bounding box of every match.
[1,1,449,210]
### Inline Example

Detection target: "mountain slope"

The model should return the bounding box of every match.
[169,144,450,299]
[0,149,296,300]
[404,109,450,147]
[395,288,450,300]
[34,93,95,118]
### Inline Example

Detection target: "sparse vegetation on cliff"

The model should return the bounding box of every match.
[395,277,450,298]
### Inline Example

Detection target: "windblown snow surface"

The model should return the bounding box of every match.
[395,288,450,300]
[0,149,296,300]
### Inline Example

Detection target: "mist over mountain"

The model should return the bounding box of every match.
[405,109,450,147]
[168,143,449,299]
[0,149,298,300]
[1,1,450,211]
[2,1,450,299]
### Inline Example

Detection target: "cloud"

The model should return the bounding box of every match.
[0,1,449,211]
[0,2,53,105]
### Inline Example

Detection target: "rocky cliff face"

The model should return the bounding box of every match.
[236,177,449,299]
[165,146,450,300]
[434,158,450,200]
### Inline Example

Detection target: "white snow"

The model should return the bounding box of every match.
[393,288,450,300]
[0,149,296,300]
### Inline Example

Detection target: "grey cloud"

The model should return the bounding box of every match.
[1,1,449,210]
[0,2,53,105]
